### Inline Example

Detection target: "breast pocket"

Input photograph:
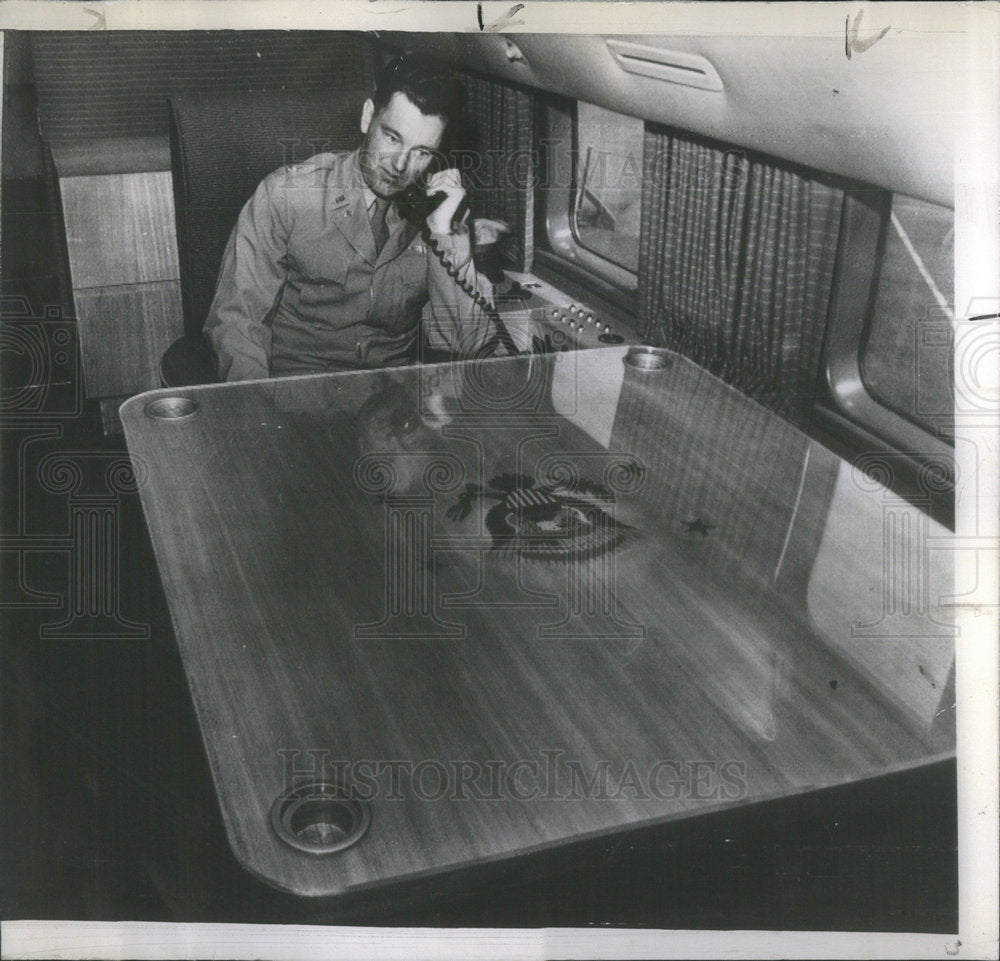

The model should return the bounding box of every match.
[366,248,425,336]
[396,243,428,289]
[286,236,354,322]
[287,237,351,290]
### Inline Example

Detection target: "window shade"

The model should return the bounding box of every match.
[457,74,534,273]
[638,124,843,429]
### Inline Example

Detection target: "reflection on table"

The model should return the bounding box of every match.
[120,346,955,898]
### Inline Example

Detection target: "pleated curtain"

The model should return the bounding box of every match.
[458,76,534,272]
[637,126,843,428]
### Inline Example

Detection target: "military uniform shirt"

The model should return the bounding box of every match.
[204,149,494,381]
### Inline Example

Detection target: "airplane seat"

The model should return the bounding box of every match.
[161,88,369,387]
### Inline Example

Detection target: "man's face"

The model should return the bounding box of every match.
[359,92,447,198]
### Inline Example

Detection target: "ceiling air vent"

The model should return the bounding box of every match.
[606,39,723,92]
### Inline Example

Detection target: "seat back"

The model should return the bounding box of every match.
[169,89,369,340]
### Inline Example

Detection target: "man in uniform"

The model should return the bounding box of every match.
[204,54,496,382]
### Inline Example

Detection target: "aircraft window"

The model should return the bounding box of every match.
[862,195,955,441]
[571,102,644,274]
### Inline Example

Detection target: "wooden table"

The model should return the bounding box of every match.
[120,346,955,899]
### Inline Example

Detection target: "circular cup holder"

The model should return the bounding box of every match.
[623,346,673,371]
[145,396,199,420]
[270,782,371,855]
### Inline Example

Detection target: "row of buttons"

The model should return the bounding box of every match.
[499,272,637,348]
[548,306,625,344]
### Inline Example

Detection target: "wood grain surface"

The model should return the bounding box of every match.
[120,349,954,898]
[59,171,179,289]
[807,461,956,731]
[76,281,183,398]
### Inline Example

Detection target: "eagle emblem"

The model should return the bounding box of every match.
[445,472,638,563]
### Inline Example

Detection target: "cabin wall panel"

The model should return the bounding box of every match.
[59,171,179,289]
[52,164,183,404]
[75,281,182,398]
[31,32,376,155]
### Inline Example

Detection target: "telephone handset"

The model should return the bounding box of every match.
[395,150,468,227]
[395,183,469,229]
[394,170,518,357]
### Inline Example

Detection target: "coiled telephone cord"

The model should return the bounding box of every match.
[423,229,521,358]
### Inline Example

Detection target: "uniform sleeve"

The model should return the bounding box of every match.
[203,171,290,381]
[423,225,496,358]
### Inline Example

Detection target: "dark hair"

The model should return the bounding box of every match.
[373,53,462,130]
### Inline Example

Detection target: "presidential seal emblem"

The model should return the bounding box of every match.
[446,473,638,563]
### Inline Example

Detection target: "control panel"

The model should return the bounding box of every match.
[494,270,642,353]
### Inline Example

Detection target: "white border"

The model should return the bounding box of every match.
[0,1,985,35]
[953,5,1000,957]
[0,921,977,960]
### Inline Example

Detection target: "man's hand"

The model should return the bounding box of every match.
[472,218,511,246]
[421,167,467,236]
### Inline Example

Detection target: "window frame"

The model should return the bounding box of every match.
[534,94,954,522]
[537,98,639,295]
[819,189,954,466]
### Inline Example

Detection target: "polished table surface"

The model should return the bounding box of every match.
[120,347,955,898]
